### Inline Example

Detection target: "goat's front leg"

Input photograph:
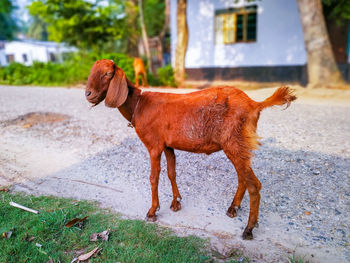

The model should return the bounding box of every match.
[146,150,162,222]
[164,147,182,212]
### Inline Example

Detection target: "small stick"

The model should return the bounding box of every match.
[9,201,40,214]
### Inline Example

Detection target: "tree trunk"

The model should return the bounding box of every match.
[138,0,153,74]
[174,0,188,87]
[297,0,345,89]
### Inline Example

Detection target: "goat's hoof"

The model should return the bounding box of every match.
[170,200,181,212]
[226,206,238,218]
[242,228,253,240]
[146,215,157,222]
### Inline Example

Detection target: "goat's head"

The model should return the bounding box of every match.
[85,59,128,108]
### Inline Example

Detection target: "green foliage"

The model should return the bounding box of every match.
[0,0,17,40]
[0,51,178,87]
[323,0,350,22]
[157,64,176,87]
[0,192,244,263]
[0,52,135,86]
[288,254,309,263]
[143,0,166,37]
[26,0,167,55]
[28,0,126,51]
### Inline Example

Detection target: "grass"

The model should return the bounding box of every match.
[0,192,247,263]
[288,254,309,263]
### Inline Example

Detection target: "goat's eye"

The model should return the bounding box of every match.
[105,72,113,77]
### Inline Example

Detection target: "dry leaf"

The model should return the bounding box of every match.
[304,211,311,215]
[74,248,85,256]
[27,236,35,242]
[77,247,101,261]
[2,231,12,239]
[65,216,88,228]
[90,230,109,242]
[22,123,32,128]
[90,233,98,242]
[0,188,9,192]
[99,230,109,241]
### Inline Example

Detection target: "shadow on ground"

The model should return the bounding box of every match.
[14,136,350,263]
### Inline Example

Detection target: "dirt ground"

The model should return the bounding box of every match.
[0,85,349,263]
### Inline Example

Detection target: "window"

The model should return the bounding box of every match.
[23,54,28,62]
[6,54,14,63]
[49,52,56,62]
[215,5,257,44]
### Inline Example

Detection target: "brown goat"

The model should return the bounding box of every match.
[133,57,148,87]
[85,59,297,240]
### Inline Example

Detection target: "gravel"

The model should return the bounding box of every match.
[0,85,349,263]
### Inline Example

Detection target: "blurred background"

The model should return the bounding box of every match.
[0,0,349,89]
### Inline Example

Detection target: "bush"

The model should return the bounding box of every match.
[0,52,177,87]
[157,64,176,87]
[0,52,135,86]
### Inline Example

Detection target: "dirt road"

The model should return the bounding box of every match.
[0,85,349,262]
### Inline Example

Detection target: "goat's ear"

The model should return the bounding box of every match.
[105,66,128,108]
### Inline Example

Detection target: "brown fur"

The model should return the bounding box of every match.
[85,59,297,240]
[133,58,148,87]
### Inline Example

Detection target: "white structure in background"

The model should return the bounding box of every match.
[169,0,311,83]
[170,0,306,68]
[0,40,76,66]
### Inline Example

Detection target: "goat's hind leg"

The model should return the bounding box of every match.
[224,151,261,240]
[164,147,182,212]
[146,149,162,222]
[142,72,148,87]
[227,176,246,218]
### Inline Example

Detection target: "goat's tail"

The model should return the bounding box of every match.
[259,86,297,110]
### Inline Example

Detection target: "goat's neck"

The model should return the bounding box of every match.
[117,79,141,123]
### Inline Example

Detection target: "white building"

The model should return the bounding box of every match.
[0,40,76,66]
[170,0,349,84]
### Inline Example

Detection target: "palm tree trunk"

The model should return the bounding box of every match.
[297,0,345,88]
[174,0,188,87]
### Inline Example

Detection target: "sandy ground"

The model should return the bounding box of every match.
[0,85,349,263]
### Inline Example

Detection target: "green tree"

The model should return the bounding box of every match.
[322,0,350,21]
[28,0,126,51]
[0,0,17,40]
[143,0,166,38]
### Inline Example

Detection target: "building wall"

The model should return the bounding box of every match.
[0,50,6,66]
[5,42,49,65]
[170,0,307,68]
[0,41,75,66]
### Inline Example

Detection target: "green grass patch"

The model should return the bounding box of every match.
[288,254,309,263]
[0,192,246,263]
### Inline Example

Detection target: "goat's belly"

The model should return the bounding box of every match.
[166,140,221,155]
